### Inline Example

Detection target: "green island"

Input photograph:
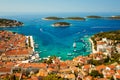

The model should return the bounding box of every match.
[86,15,103,19]
[52,22,71,27]
[65,17,85,21]
[42,16,64,20]
[107,15,120,20]
[0,18,23,27]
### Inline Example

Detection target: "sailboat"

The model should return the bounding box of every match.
[40,28,43,32]
[73,42,76,48]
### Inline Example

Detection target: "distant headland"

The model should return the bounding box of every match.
[0,18,23,27]
[52,22,71,27]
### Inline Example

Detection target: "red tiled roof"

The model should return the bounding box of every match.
[19,63,47,68]
[73,56,84,61]
[60,62,67,67]
[31,76,39,80]
[84,76,92,80]
[15,73,21,77]
[107,65,115,70]
[0,31,32,58]
[83,64,91,70]
[4,62,16,68]
[96,65,106,72]
[108,70,115,74]
[0,67,11,72]
[5,49,30,56]
[0,61,4,66]
[97,41,106,45]
[117,70,120,74]
[98,78,107,80]
[115,75,120,79]
[48,63,57,68]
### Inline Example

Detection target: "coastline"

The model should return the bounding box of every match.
[89,38,97,53]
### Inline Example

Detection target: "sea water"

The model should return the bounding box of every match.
[0,12,120,60]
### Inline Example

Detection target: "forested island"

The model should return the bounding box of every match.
[65,17,85,21]
[52,22,71,27]
[43,16,120,21]
[86,15,103,19]
[42,17,64,20]
[107,16,120,20]
[0,18,23,27]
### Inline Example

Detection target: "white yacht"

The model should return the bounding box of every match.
[67,53,72,56]
[73,42,76,48]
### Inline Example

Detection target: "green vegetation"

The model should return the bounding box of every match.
[1,74,18,80]
[42,56,57,64]
[86,15,102,19]
[43,15,120,21]
[110,53,120,64]
[107,16,120,20]
[52,22,71,27]
[65,17,85,21]
[0,18,23,27]
[43,74,64,80]
[90,59,104,66]
[93,30,120,40]
[43,17,64,20]
[91,30,120,50]
[88,53,120,66]
[89,70,103,78]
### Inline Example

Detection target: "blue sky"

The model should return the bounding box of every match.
[0,0,120,13]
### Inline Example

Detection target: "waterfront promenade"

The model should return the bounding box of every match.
[29,36,35,51]
[89,38,97,53]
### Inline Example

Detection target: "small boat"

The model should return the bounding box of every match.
[35,44,38,48]
[40,28,43,32]
[73,42,76,48]
[58,57,61,59]
[67,53,72,56]
[73,49,77,52]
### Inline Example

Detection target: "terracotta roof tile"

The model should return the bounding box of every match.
[0,67,11,72]
[117,70,120,74]
[96,65,106,72]
[97,41,106,45]
[107,65,115,70]
[84,76,92,80]
[115,75,120,79]
[83,64,91,69]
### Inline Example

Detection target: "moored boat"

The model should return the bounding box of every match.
[73,42,76,48]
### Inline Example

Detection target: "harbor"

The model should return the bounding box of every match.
[22,36,40,63]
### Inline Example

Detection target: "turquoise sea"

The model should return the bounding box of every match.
[0,12,120,60]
